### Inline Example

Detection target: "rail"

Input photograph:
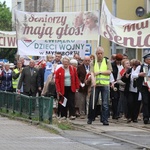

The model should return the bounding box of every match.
[0,91,53,124]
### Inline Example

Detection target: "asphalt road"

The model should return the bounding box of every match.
[0,116,150,150]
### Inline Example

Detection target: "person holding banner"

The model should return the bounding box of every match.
[87,46,112,125]
[55,56,79,120]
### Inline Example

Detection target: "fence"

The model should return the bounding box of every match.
[0,91,54,124]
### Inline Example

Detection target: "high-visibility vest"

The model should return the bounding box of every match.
[94,58,110,85]
[12,69,20,89]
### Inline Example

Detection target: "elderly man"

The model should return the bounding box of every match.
[87,46,112,125]
[77,56,91,118]
[135,53,150,124]
[17,59,39,97]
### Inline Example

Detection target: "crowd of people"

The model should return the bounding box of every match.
[0,47,150,125]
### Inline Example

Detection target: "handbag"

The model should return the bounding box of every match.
[47,75,57,98]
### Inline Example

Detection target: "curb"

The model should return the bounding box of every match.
[0,112,64,135]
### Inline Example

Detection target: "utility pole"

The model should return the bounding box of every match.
[39,0,42,12]
[62,0,64,12]
[86,0,88,11]
[34,0,37,12]
[112,0,117,54]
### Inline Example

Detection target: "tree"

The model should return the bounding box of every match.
[0,1,12,31]
[0,1,17,63]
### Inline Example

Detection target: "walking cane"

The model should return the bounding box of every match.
[92,86,95,110]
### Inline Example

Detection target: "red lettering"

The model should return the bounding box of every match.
[7,37,16,46]
[0,37,4,46]
[123,20,148,32]
[103,25,113,40]
[103,25,150,48]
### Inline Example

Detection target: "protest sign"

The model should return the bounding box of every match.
[0,31,17,48]
[100,0,150,48]
[18,40,86,57]
[15,10,99,40]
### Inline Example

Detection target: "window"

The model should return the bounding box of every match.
[110,42,136,60]
[17,2,21,10]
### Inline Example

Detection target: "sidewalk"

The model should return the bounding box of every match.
[0,113,150,150]
[0,115,97,150]
[68,116,150,132]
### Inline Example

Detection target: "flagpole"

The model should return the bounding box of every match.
[99,0,102,46]
[112,0,117,54]
[92,0,103,110]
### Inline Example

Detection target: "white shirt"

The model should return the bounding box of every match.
[129,68,138,93]
[117,65,123,80]
[132,64,148,86]
[110,73,115,83]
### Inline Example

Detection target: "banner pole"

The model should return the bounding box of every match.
[112,0,117,54]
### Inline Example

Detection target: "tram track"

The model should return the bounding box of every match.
[71,119,150,150]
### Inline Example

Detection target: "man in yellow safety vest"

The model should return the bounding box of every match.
[87,46,112,125]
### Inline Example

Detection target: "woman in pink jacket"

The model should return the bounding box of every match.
[55,56,79,120]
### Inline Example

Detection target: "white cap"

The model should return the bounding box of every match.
[9,63,15,68]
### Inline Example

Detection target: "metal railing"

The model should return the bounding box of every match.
[0,91,53,124]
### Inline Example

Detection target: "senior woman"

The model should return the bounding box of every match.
[55,56,79,120]
[0,63,13,92]
[83,12,99,34]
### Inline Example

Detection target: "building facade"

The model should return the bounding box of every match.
[12,0,147,60]
[12,0,54,30]
[54,0,146,60]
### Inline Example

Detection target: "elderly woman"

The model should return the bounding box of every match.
[70,59,78,68]
[0,63,13,92]
[122,59,141,123]
[55,56,79,120]
[83,12,99,34]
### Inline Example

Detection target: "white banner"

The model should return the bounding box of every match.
[15,10,99,41]
[100,0,150,48]
[0,31,17,48]
[18,40,86,57]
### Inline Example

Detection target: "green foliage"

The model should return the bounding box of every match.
[0,48,17,62]
[0,1,16,63]
[145,12,150,18]
[0,1,12,31]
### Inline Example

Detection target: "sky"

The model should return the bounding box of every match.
[0,0,12,9]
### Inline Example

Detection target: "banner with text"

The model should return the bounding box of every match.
[0,31,17,48]
[100,0,150,48]
[18,40,86,57]
[15,10,99,41]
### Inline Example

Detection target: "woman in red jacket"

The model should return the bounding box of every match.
[55,56,79,120]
